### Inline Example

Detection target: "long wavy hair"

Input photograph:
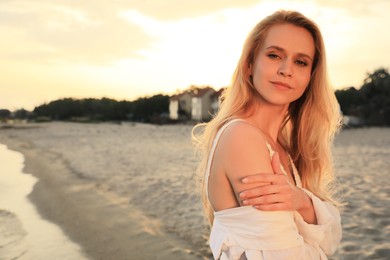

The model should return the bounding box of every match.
[192,10,342,224]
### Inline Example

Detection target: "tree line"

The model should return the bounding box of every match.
[1,94,170,124]
[34,95,170,123]
[1,67,389,126]
[335,67,390,126]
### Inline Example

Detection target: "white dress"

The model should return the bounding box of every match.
[205,119,342,260]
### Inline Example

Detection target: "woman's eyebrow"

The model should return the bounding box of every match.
[266,45,313,61]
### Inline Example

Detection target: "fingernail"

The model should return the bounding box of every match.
[239,192,246,198]
[243,200,249,205]
[242,178,248,183]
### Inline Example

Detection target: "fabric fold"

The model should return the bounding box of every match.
[210,206,304,259]
[294,188,342,256]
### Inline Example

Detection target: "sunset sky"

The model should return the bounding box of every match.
[1,0,389,110]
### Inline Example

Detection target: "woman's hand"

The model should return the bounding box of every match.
[239,152,317,223]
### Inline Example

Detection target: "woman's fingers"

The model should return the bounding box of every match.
[241,152,286,184]
[244,194,295,211]
[242,193,285,206]
[242,172,287,185]
[241,185,291,202]
[241,152,284,183]
[241,173,274,184]
[239,183,287,199]
[239,152,295,209]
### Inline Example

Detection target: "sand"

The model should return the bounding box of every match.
[0,122,389,259]
[0,123,203,260]
[331,128,390,260]
[0,143,89,260]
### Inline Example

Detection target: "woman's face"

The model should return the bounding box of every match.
[250,23,315,106]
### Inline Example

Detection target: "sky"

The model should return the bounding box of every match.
[1,0,389,111]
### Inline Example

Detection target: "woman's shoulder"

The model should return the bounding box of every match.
[220,118,267,146]
[216,118,271,165]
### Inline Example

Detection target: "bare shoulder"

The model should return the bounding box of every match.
[216,121,273,199]
[218,120,270,160]
[208,120,273,209]
[220,120,267,147]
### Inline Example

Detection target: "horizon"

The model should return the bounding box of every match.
[1,0,390,110]
[0,79,377,113]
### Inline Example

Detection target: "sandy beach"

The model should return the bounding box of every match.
[0,122,389,259]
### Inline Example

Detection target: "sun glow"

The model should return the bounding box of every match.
[0,0,389,110]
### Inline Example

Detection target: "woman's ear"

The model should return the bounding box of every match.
[248,63,253,76]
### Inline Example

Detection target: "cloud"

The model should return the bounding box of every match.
[1,0,389,111]
[310,0,390,87]
[121,0,261,20]
[0,0,154,64]
[0,0,263,65]
[314,0,390,17]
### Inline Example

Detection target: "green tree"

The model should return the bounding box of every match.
[335,87,365,115]
[33,95,169,123]
[0,109,11,122]
[335,67,390,126]
[359,68,390,125]
[13,108,29,119]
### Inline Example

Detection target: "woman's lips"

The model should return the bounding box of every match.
[270,81,292,90]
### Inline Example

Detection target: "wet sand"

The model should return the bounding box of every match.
[0,144,88,260]
[0,123,201,260]
[0,122,389,259]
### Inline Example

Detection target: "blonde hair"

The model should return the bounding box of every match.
[192,10,342,224]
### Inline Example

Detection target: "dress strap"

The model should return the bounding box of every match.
[265,141,275,159]
[288,155,302,188]
[267,143,302,187]
[205,119,246,199]
[264,141,289,177]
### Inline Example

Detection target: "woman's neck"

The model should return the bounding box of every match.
[243,103,288,142]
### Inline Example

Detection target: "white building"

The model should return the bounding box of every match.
[210,88,225,116]
[191,87,215,121]
[169,91,192,120]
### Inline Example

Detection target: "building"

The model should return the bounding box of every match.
[169,91,192,120]
[169,86,221,121]
[210,88,225,116]
[191,87,216,121]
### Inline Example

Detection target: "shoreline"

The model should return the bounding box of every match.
[0,131,201,260]
[0,144,88,259]
[2,122,389,259]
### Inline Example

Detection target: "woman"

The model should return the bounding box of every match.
[192,10,342,259]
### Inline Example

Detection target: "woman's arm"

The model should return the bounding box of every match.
[214,122,275,205]
[239,152,318,224]
[240,165,342,255]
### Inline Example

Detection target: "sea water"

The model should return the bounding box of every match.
[0,144,89,260]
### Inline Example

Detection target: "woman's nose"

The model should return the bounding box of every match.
[277,61,292,77]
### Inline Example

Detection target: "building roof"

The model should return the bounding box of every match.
[170,86,216,101]
[170,91,191,101]
[190,87,215,97]
[211,87,225,99]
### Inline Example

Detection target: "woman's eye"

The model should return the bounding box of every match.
[296,60,308,66]
[267,54,280,59]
